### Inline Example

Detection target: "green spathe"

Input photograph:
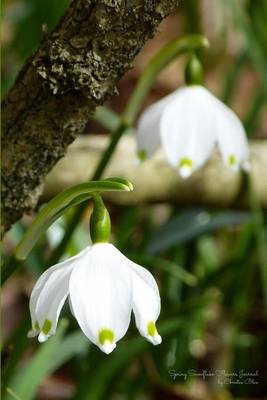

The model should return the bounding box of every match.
[14,178,132,262]
[34,321,40,331]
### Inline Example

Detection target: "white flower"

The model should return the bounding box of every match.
[137,86,249,178]
[28,243,161,354]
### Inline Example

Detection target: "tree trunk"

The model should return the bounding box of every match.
[1,0,178,234]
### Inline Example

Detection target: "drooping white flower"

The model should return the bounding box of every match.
[28,243,161,354]
[137,86,249,178]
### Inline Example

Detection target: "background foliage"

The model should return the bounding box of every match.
[2,0,267,399]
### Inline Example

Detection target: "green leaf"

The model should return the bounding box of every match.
[130,253,197,286]
[5,320,68,400]
[1,313,30,394]
[6,324,89,400]
[5,388,22,400]
[146,210,251,254]
[15,178,133,260]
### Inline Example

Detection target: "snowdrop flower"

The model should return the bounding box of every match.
[137,77,249,178]
[28,196,161,354]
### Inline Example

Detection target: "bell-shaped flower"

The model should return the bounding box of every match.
[28,243,161,354]
[137,86,249,178]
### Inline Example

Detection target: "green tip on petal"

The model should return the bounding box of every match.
[178,157,193,178]
[138,149,147,162]
[99,328,115,345]
[147,321,162,345]
[27,321,40,338]
[179,157,193,168]
[228,154,236,167]
[34,321,40,331]
[147,321,157,337]
[42,319,52,335]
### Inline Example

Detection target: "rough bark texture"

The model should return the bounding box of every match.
[1,0,178,233]
[43,135,267,209]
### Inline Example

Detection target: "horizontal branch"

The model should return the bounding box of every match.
[43,135,267,208]
[1,0,178,233]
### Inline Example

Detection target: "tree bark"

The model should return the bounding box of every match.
[1,0,178,234]
[43,135,267,209]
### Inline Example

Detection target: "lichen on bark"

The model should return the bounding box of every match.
[1,0,179,234]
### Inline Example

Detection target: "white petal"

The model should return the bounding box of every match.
[127,259,161,345]
[179,165,193,179]
[35,269,70,342]
[160,86,218,176]
[68,296,75,316]
[101,341,116,355]
[136,90,179,160]
[29,246,90,340]
[214,100,249,171]
[69,243,132,353]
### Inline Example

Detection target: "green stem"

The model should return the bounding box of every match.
[90,194,111,244]
[183,0,201,34]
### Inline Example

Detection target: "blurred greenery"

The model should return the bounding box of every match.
[1,0,267,399]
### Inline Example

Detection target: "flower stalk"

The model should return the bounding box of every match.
[185,54,203,85]
[90,195,111,244]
